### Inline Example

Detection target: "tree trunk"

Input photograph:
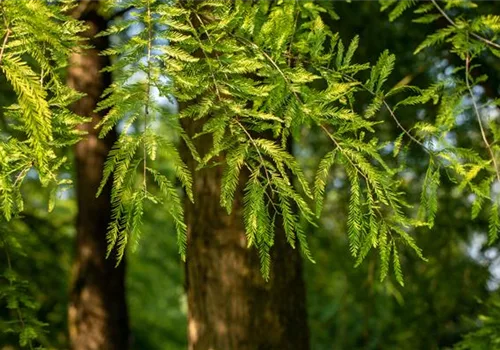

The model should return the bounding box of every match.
[67,2,129,349]
[180,2,310,348]
[182,122,310,350]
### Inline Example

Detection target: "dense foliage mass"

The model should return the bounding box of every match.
[0,0,499,348]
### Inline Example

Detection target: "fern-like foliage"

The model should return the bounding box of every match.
[0,2,85,346]
[454,293,500,349]
[96,0,193,262]
[68,0,433,281]
[380,0,500,247]
[0,224,48,349]
[148,0,425,281]
[2,0,497,286]
[0,0,85,221]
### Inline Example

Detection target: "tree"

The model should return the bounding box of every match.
[67,1,129,349]
[179,2,308,348]
[1,0,499,348]
[181,118,309,349]
[0,0,84,347]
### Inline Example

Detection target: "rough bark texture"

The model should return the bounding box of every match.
[182,121,310,350]
[67,2,129,349]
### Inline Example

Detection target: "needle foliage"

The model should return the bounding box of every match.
[0,4,500,345]
[1,0,500,347]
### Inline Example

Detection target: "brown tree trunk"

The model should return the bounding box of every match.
[67,2,129,349]
[182,123,310,350]
[180,3,309,348]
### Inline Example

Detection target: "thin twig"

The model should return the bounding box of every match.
[383,100,426,149]
[234,34,302,102]
[465,53,500,182]
[336,69,428,151]
[0,0,8,29]
[192,11,231,85]
[243,163,280,215]
[0,0,12,63]
[431,0,500,50]
[234,119,274,191]
[190,8,294,207]
[234,34,392,194]
[178,3,222,98]
[143,0,152,193]
[0,28,11,65]
[319,124,371,186]
[287,0,300,66]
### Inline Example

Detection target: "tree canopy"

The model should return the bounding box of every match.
[1,0,500,348]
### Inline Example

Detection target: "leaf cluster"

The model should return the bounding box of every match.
[0,0,86,222]
[96,0,498,282]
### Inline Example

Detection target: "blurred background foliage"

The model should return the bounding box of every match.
[1,1,500,349]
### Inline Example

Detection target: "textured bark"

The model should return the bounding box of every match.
[67,2,129,349]
[180,3,310,347]
[182,121,310,350]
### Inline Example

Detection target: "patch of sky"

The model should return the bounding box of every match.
[467,233,500,291]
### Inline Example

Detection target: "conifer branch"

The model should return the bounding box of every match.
[340,70,428,151]
[282,50,428,153]
[4,0,486,287]
[227,24,420,275]
[0,28,10,64]
[0,0,7,28]
[1,236,34,350]
[0,0,10,64]
[287,0,300,66]
[233,34,302,103]
[144,0,152,194]
[465,53,500,183]
[319,124,369,185]
[233,119,274,195]
[431,0,500,50]
[180,4,222,98]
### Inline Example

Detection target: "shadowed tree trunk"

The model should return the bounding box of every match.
[179,3,309,348]
[67,2,129,349]
[182,131,310,350]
